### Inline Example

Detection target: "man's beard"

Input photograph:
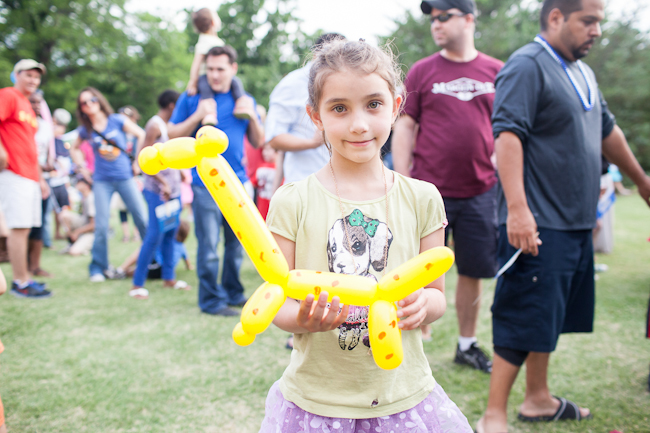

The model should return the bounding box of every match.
[572,39,595,60]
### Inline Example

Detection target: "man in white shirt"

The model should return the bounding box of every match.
[266,33,345,189]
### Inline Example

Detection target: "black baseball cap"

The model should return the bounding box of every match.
[421,0,476,15]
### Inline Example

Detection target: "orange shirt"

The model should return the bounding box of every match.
[0,87,39,182]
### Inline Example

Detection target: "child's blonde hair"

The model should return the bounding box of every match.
[307,39,403,113]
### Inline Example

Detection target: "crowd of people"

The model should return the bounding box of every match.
[1,0,650,432]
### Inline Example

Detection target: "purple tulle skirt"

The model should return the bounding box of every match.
[259,381,473,433]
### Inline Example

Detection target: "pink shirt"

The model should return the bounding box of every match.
[403,52,503,198]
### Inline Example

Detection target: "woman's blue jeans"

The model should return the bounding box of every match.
[132,189,177,287]
[90,178,147,276]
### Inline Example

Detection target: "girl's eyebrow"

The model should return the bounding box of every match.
[325,93,386,105]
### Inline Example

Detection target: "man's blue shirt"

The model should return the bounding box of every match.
[169,90,254,187]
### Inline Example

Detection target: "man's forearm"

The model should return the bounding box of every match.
[495,131,528,210]
[167,112,203,139]
[602,125,647,185]
[246,117,265,149]
[268,133,318,152]
[392,116,417,176]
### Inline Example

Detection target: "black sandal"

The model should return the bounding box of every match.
[518,396,592,422]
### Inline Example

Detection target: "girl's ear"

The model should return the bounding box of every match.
[306,104,324,131]
[391,94,403,123]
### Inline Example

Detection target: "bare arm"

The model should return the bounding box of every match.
[268,131,322,152]
[495,131,540,255]
[236,96,265,148]
[0,135,7,171]
[186,52,205,96]
[391,114,418,177]
[167,99,216,139]
[396,228,447,330]
[272,151,284,193]
[70,216,95,241]
[0,267,6,295]
[271,233,349,334]
[602,125,650,206]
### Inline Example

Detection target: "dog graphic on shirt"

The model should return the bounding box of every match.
[327,209,393,351]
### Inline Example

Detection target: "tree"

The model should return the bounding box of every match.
[0,0,192,125]
[382,0,650,172]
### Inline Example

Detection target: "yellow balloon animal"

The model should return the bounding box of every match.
[139,126,455,370]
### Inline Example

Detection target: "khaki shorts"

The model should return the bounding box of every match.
[69,233,94,256]
[0,170,41,229]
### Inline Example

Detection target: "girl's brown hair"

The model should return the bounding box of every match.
[76,87,114,133]
[307,39,403,113]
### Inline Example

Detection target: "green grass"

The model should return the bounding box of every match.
[1,196,649,432]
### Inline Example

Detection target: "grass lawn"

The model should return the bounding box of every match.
[1,195,649,432]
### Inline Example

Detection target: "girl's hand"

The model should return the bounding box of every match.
[296,292,349,333]
[396,288,428,330]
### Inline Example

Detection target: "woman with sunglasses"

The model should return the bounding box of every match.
[71,87,148,283]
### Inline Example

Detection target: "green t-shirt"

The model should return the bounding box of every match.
[266,172,447,418]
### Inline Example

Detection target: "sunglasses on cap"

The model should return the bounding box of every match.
[80,97,99,107]
[430,12,466,23]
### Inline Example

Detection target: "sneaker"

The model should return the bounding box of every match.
[90,273,106,283]
[204,306,239,317]
[10,281,52,298]
[104,266,126,280]
[228,298,248,308]
[454,342,493,374]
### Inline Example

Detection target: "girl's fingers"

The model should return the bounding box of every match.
[305,292,329,330]
[398,308,426,330]
[296,294,315,326]
[333,304,350,328]
[320,296,342,328]
[397,289,425,318]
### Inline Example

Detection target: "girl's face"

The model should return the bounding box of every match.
[308,70,401,165]
[79,91,101,116]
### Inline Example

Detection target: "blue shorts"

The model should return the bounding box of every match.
[443,184,498,279]
[491,226,595,353]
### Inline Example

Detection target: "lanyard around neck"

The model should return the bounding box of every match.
[534,34,595,112]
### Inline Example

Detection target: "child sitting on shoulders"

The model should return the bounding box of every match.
[187,7,249,124]
[260,39,472,432]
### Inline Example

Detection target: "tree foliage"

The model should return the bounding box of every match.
[382,0,650,172]
[0,0,192,126]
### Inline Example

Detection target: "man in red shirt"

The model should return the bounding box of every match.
[393,0,502,372]
[0,59,52,298]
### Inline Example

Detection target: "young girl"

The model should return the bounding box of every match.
[261,39,472,432]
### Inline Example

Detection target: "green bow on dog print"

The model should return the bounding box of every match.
[347,209,380,237]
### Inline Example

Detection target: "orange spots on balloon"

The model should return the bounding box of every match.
[314,286,321,296]
[390,321,396,328]
[236,232,242,239]
[253,308,259,315]
[331,280,339,287]
[265,292,271,299]
[393,274,399,281]
[219,180,226,187]
[209,168,218,176]
[238,201,244,208]
[385,354,393,360]
[425,263,432,271]
[260,252,265,262]
[378,332,386,340]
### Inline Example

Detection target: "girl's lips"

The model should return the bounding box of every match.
[346,139,373,147]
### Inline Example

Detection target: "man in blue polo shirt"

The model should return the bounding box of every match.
[169,45,264,316]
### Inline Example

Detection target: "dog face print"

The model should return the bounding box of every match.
[327,209,393,281]
[327,209,393,351]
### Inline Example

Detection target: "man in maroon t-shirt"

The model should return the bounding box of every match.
[0,59,52,298]
[393,0,502,373]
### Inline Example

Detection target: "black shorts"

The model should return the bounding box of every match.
[492,226,595,353]
[50,184,70,212]
[443,184,498,279]
[28,198,50,241]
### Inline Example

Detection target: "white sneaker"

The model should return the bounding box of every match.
[90,273,106,283]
